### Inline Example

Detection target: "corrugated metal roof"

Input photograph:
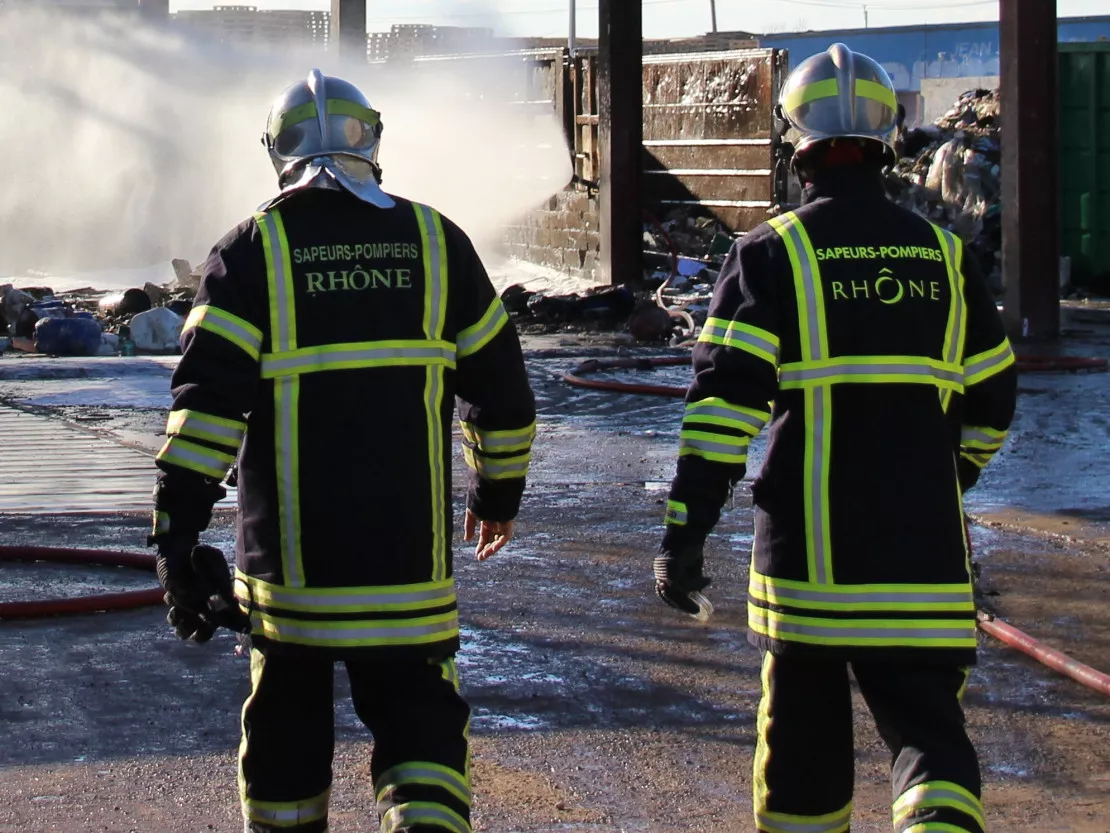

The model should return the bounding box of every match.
[0,406,234,514]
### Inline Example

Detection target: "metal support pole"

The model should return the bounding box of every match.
[1000,0,1060,341]
[569,0,577,58]
[331,0,367,63]
[598,0,643,286]
[709,0,718,34]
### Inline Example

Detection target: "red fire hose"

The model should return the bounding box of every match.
[977,611,1110,697]
[0,546,164,619]
[564,355,1110,698]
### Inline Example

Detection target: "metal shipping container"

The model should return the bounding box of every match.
[1059,43,1110,285]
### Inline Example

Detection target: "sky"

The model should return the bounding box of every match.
[168,0,1109,37]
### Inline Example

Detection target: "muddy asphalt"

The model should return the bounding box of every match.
[2,311,1110,833]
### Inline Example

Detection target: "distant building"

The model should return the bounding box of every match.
[367,24,496,62]
[172,5,329,51]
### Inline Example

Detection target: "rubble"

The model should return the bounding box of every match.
[886,89,1003,292]
[1,258,197,357]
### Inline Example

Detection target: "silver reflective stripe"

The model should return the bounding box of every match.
[680,435,748,456]
[685,403,767,433]
[382,805,470,833]
[965,343,1015,380]
[258,215,293,353]
[428,365,446,579]
[473,429,533,450]
[961,427,1005,448]
[780,362,964,386]
[754,809,852,833]
[379,765,472,804]
[168,410,245,446]
[750,608,974,642]
[811,386,829,584]
[158,439,233,477]
[939,229,965,367]
[261,343,456,375]
[458,301,508,356]
[249,584,456,611]
[244,792,330,825]
[277,377,300,586]
[778,214,822,362]
[473,456,529,478]
[417,204,446,339]
[751,575,973,606]
[251,613,459,644]
[700,320,779,361]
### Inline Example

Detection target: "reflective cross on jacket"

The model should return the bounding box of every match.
[664,168,1017,664]
[153,188,536,659]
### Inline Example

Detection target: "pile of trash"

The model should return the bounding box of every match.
[885,88,1003,292]
[0,258,200,357]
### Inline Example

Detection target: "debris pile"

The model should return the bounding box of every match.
[886,88,1003,292]
[0,257,199,357]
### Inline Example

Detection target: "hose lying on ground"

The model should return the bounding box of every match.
[564,354,1110,698]
[977,611,1110,697]
[0,546,164,619]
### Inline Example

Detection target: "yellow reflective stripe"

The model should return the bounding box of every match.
[242,788,331,827]
[235,572,456,614]
[458,297,509,358]
[156,437,235,479]
[961,425,1007,451]
[260,339,456,378]
[248,609,459,648]
[463,446,530,480]
[698,317,780,365]
[665,499,688,526]
[756,801,853,833]
[152,510,170,537]
[183,304,263,361]
[684,397,770,436]
[770,212,831,585]
[382,802,471,833]
[964,339,1015,385]
[904,825,977,833]
[257,209,304,588]
[855,77,898,111]
[326,97,380,126]
[749,571,974,612]
[783,77,839,113]
[166,408,246,449]
[895,780,984,829]
[270,100,317,135]
[679,429,749,464]
[460,421,535,453]
[415,203,449,582]
[960,450,992,469]
[436,656,461,691]
[933,224,967,413]
[748,607,978,648]
[753,652,774,825]
[376,762,472,807]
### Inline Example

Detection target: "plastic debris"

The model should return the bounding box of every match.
[33,316,102,357]
[129,307,184,353]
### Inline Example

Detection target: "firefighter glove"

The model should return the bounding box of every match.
[653,543,712,617]
[155,537,250,642]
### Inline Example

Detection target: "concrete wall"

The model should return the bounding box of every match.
[921,76,999,123]
[502,190,602,283]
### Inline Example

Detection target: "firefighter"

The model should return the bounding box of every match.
[653,44,1016,833]
[151,69,536,833]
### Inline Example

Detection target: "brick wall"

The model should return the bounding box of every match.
[502,189,602,284]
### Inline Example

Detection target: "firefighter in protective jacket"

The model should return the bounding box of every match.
[151,70,536,833]
[654,45,1016,833]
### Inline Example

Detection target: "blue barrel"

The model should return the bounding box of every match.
[33,316,103,357]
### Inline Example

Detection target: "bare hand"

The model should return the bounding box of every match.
[463,508,514,561]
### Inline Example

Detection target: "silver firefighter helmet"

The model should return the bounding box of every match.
[776,43,900,168]
[261,68,395,209]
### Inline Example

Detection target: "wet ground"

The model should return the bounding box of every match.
[1,314,1110,832]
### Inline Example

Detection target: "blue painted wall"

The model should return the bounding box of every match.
[758,17,1110,91]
